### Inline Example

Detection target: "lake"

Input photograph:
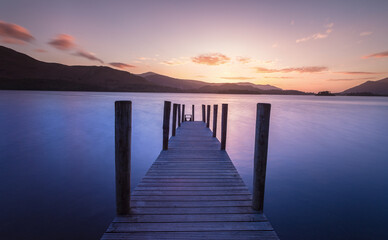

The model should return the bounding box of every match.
[0,90,387,239]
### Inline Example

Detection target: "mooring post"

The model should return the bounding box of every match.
[252,103,271,212]
[213,104,218,137]
[172,103,178,136]
[206,105,210,128]
[115,101,132,215]
[182,104,185,122]
[221,104,228,150]
[202,104,206,122]
[178,104,181,127]
[192,105,195,121]
[163,101,171,150]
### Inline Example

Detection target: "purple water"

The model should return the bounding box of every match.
[1,90,387,239]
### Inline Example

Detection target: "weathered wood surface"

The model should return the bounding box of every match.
[102,121,278,240]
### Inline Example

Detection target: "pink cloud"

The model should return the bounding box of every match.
[109,62,136,69]
[74,50,103,64]
[296,23,334,43]
[326,77,375,81]
[161,58,188,66]
[220,76,255,80]
[192,53,230,65]
[236,56,252,64]
[34,48,47,53]
[48,34,76,50]
[255,66,328,73]
[363,51,388,59]
[0,20,34,44]
[336,71,379,75]
[360,31,372,37]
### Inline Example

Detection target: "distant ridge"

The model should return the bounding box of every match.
[138,72,283,91]
[0,45,306,95]
[341,78,388,96]
[0,46,173,92]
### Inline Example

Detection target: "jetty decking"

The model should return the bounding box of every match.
[102,102,278,239]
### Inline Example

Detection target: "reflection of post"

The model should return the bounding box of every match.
[252,103,271,213]
[182,104,185,122]
[202,104,206,122]
[172,103,178,136]
[220,104,228,150]
[163,101,171,150]
[115,101,132,215]
[206,105,210,128]
[192,105,195,121]
[178,104,181,127]
[213,104,218,137]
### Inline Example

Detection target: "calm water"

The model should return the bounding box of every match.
[1,90,387,239]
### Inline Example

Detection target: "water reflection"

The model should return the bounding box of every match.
[0,91,387,239]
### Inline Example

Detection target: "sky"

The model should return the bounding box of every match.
[1,0,388,92]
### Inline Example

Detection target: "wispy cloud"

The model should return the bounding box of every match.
[34,48,47,53]
[236,56,251,64]
[264,76,294,79]
[360,31,372,37]
[47,33,104,64]
[296,23,334,43]
[255,66,328,73]
[363,51,388,59]
[326,77,375,82]
[192,53,230,65]
[220,76,255,80]
[0,20,34,44]
[336,71,379,75]
[109,62,135,69]
[74,50,104,64]
[161,58,188,66]
[195,75,206,78]
[48,34,75,50]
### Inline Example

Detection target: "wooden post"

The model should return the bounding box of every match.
[252,103,271,212]
[213,104,218,137]
[192,105,194,121]
[163,101,171,150]
[206,105,210,128]
[220,104,228,150]
[115,101,132,215]
[172,103,178,136]
[182,104,185,122]
[202,104,206,122]
[178,104,181,127]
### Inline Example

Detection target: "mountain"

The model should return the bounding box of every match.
[138,72,209,90]
[233,82,282,91]
[0,46,174,92]
[138,72,283,91]
[342,78,388,96]
[0,46,304,95]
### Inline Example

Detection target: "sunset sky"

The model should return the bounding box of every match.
[1,0,388,92]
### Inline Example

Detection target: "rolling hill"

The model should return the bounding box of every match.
[0,46,173,92]
[342,78,388,96]
[0,45,306,95]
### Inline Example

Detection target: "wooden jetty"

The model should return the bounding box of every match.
[102,101,278,239]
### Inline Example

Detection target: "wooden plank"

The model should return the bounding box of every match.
[131,195,252,201]
[130,200,252,207]
[133,186,248,191]
[107,221,273,232]
[113,213,267,222]
[131,190,251,196]
[102,231,279,240]
[128,207,258,214]
[103,120,278,240]
[137,184,246,188]
[108,221,271,233]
